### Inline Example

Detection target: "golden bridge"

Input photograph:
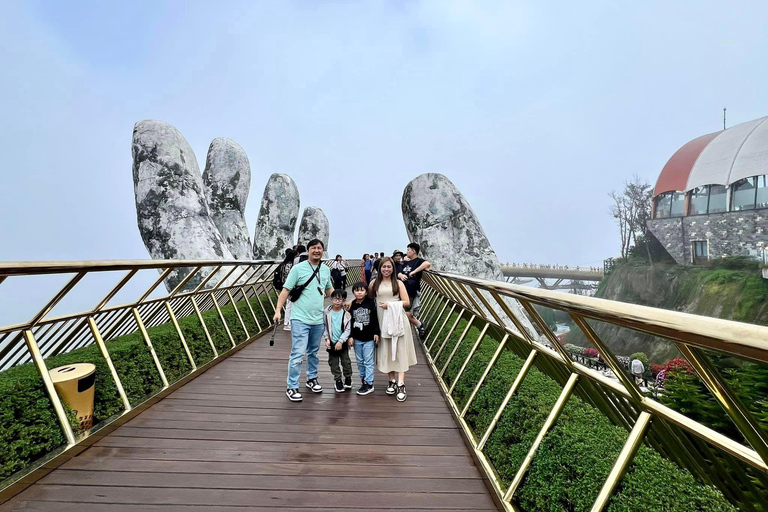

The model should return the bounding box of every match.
[0,258,766,511]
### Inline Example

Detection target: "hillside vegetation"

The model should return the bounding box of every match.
[564,257,768,362]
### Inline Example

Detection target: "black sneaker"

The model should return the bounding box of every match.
[357,381,374,395]
[344,376,352,389]
[386,380,397,395]
[334,380,345,393]
[306,378,323,393]
[417,324,427,338]
[286,388,303,402]
[396,384,407,402]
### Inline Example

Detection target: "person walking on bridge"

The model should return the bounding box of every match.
[274,239,334,402]
[397,243,430,338]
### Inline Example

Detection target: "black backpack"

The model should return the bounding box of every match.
[273,263,288,291]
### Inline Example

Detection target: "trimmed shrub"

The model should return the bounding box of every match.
[0,292,274,483]
[448,330,739,511]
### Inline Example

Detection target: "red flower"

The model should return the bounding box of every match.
[664,358,693,375]
[584,347,599,358]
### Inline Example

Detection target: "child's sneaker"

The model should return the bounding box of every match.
[344,376,352,389]
[305,378,323,393]
[286,388,303,402]
[357,381,374,395]
[386,380,397,395]
[396,384,407,402]
[334,380,345,393]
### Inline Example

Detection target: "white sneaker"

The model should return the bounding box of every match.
[286,388,303,402]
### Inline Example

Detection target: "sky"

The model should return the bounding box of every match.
[1,0,768,323]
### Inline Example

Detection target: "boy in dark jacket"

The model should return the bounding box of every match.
[323,289,353,392]
[348,281,380,395]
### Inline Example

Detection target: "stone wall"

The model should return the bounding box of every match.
[647,210,768,265]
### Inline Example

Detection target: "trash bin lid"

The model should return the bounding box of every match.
[49,363,96,383]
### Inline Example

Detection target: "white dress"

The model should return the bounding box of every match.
[375,281,418,373]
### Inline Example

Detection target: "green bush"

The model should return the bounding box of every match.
[448,326,738,511]
[0,291,274,483]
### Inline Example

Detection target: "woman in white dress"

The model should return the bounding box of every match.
[368,257,418,401]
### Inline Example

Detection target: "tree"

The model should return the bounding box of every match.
[609,176,653,261]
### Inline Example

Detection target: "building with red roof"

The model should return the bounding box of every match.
[647,116,768,264]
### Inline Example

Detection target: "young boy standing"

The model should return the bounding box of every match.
[348,281,379,395]
[323,289,353,392]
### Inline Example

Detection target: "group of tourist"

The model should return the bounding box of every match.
[272,240,431,403]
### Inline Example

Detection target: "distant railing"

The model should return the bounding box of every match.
[0,257,362,503]
[419,270,768,512]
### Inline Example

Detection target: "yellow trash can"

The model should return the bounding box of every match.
[49,363,96,431]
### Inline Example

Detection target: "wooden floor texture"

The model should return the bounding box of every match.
[2,321,499,511]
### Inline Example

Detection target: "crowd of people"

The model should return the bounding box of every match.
[272,240,431,403]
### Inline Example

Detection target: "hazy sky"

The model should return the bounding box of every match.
[2,1,768,320]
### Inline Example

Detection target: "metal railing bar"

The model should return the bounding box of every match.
[434,313,471,363]
[131,308,169,387]
[426,303,453,350]
[87,317,131,412]
[93,269,140,312]
[519,300,576,372]
[590,411,652,512]
[227,290,249,339]
[165,302,197,371]
[211,292,236,347]
[504,372,579,501]
[238,286,262,332]
[190,296,218,358]
[478,349,538,450]
[168,266,203,297]
[439,318,479,376]
[0,259,277,277]
[461,334,510,418]
[571,314,644,405]
[676,343,768,466]
[28,272,87,328]
[449,323,491,395]
[433,271,768,364]
[23,330,76,445]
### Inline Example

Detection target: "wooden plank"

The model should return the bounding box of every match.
[8,485,499,509]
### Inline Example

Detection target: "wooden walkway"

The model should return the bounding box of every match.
[2,324,499,511]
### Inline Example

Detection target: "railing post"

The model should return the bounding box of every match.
[434,314,473,363]
[190,296,218,358]
[426,303,453,350]
[478,349,537,449]
[504,373,579,501]
[461,334,509,417]
[227,290,250,339]
[87,317,131,412]
[211,291,236,348]
[439,319,478,376]
[132,307,169,387]
[165,301,197,371]
[23,329,77,446]
[590,411,652,511]
[449,323,490,394]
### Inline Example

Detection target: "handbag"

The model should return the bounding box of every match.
[288,263,322,302]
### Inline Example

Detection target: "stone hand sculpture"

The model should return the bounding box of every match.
[252,173,300,259]
[202,138,253,259]
[132,120,233,291]
[402,173,538,339]
[297,206,330,256]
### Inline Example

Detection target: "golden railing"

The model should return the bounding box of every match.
[0,258,361,503]
[419,270,768,512]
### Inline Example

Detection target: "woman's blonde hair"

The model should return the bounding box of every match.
[372,257,399,298]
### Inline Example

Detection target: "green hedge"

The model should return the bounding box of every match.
[0,291,275,482]
[433,311,738,511]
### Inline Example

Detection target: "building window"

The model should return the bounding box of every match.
[732,177,757,211]
[693,240,708,265]
[689,186,709,215]
[670,191,685,217]
[655,194,672,218]
[757,176,768,209]
[708,185,727,213]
